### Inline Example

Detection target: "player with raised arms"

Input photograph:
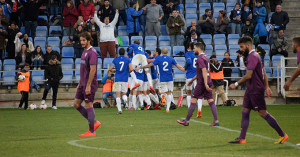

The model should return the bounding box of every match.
[73,32,101,137]
[177,42,219,126]
[228,36,288,144]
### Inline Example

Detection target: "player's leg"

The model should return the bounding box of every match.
[166,91,172,112]
[186,79,192,108]
[79,102,96,137]
[132,90,137,110]
[207,98,219,126]
[177,98,198,126]
[141,55,155,93]
[74,86,87,119]
[129,61,140,89]
[121,82,129,112]
[113,82,122,114]
[144,91,152,110]
[229,107,250,144]
[19,91,25,109]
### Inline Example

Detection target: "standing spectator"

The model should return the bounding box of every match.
[137,0,149,33]
[253,19,268,46]
[235,50,246,90]
[41,55,63,110]
[198,9,215,34]
[94,9,119,61]
[241,0,256,11]
[270,5,289,31]
[62,0,79,36]
[222,52,235,85]
[160,0,180,24]
[242,19,254,38]
[0,0,12,20]
[167,9,184,48]
[109,0,128,26]
[144,0,164,37]
[87,19,99,46]
[0,26,7,60]
[230,3,242,35]
[9,0,22,25]
[241,4,252,24]
[15,33,34,53]
[17,63,31,110]
[48,0,61,15]
[78,0,95,22]
[253,0,266,23]
[98,0,115,22]
[101,70,116,108]
[73,25,85,58]
[16,44,31,70]
[0,7,9,30]
[91,0,104,11]
[44,46,61,66]
[215,10,229,34]
[270,29,288,59]
[31,46,44,70]
[7,22,19,59]
[185,20,201,39]
[20,0,45,39]
[126,1,144,39]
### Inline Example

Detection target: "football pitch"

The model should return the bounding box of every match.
[1,105,300,157]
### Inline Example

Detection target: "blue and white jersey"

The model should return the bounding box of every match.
[152,55,178,82]
[112,56,131,82]
[143,53,150,82]
[128,44,146,56]
[135,64,145,81]
[185,50,194,59]
[185,53,198,79]
[149,56,158,80]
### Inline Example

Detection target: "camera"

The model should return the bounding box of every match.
[110,74,114,78]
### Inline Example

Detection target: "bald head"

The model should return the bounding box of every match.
[162,48,168,55]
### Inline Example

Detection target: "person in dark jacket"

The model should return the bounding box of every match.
[230,3,242,35]
[256,46,266,61]
[48,0,61,16]
[0,7,9,30]
[198,9,214,34]
[242,19,254,38]
[222,52,235,85]
[167,9,184,48]
[126,1,144,39]
[185,20,201,39]
[160,0,180,24]
[44,45,61,66]
[98,0,115,22]
[7,22,19,59]
[41,55,63,110]
[16,44,31,70]
[62,0,79,36]
[270,5,289,31]
[73,25,85,58]
[9,0,23,25]
[0,26,7,60]
[241,4,252,24]
[215,10,230,34]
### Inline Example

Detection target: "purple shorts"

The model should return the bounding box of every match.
[192,82,213,100]
[243,93,266,111]
[75,85,97,103]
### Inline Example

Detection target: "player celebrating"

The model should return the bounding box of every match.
[228,36,288,144]
[73,32,101,137]
[177,42,219,126]
[109,48,134,114]
[137,48,186,112]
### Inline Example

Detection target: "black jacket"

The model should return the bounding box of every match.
[230,9,242,24]
[222,58,235,76]
[45,60,63,85]
[184,36,206,51]
[16,52,32,67]
[185,25,202,39]
[270,11,289,30]
[44,50,61,65]
[20,0,45,21]
[159,0,179,13]
[98,4,116,22]
[242,24,254,38]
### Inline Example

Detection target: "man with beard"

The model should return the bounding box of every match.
[228,36,288,144]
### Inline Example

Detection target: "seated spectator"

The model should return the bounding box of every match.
[98,0,115,22]
[94,9,119,61]
[241,4,252,24]
[87,19,99,46]
[270,29,288,59]
[31,46,44,70]
[16,44,31,70]
[256,46,266,61]
[160,0,180,24]
[270,5,289,31]
[126,2,145,39]
[15,33,34,53]
[0,0,12,20]
[101,70,116,108]
[7,22,19,59]
[167,9,184,48]
[222,52,235,85]
[0,7,9,30]
[242,19,254,38]
[73,25,85,58]
[253,19,268,46]
[109,0,127,26]
[253,0,266,23]
[78,0,95,22]
[184,30,205,51]
[145,0,164,37]
[62,0,79,36]
[229,3,242,35]
[198,9,214,34]
[235,50,246,90]
[44,46,61,66]
[185,20,201,39]
[0,26,7,60]
[215,10,230,34]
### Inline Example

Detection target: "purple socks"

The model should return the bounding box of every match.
[209,101,218,122]
[264,113,285,137]
[185,103,196,122]
[87,107,95,133]
[76,105,88,120]
[239,110,250,140]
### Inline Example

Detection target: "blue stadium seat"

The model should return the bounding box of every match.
[3,59,16,71]
[160,46,172,56]
[180,35,185,45]
[49,26,62,37]
[103,58,114,69]
[264,56,270,67]
[119,36,129,46]
[227,0,238,3]
[273,68,285,78]
[174,57,185,67]
[62,47,74,58]
[52,47,61,54]
[97,58,102,70]
[31,70,44,85]
[118,26,128,36]
[205,45,213,56]
[61,71,73,84]
[159,36,171,46]
[231,71,239,81]
[161,25,168,36]
[145,46,156,53]
[199,3,211,14]
[226,3,235,12]
[145,36,157,47]
[216,56,224,61]
[229,44,239,56]
[62,36,73,47]
[173,46,185,56]
[265,68,272,81]
[94,47,101,58]
[213,34,226,45]
[199,0,210,3]
[213,12,219,19]
[185,14,198,27]
[257,44,270,56]
[131,36,143,45]
[272,55,282,67]
[185,3,197,14]
[179,4,184,14]
[61,58,74,70]
[36,26,48,37]
[185,0,196,3]
[213,3,225,13]
[228,34,240,45]
[3,72,16,86]
[0,60,2,71]
[200,34,212,45]
[34,37,47,48]
[75,58,81,70]
[38,15,48,22]
[47,37,60,47]
[75,70,80,83]
[97,69,103,80]
[215,45,227,56]
[173,69,185,82]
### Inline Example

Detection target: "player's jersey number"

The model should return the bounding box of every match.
[193,58,197,68]
[119,61,124,71]
[163,62,169,71]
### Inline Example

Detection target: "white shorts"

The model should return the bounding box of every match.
[144,81,150,90]
[134,80,147,91]
[113,82,129,93]
[132,54,149,71]
[160,81,174,93]
[153,79,159,90]
[186,79,197,90]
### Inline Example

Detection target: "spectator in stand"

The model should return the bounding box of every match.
[270,0,282,12]
[44,46,61,66]
[230,3,242,35]
[73,25,85,58]
[215,10,230,34]
[167,9,184,48]
[177,10,186,35]
[256,46,266,61]
[109,0,128,26]
[137,0,149,33]
[270,28,288,60]
[87,19,99,46]
[78,0,95,22]
[253,19,268,46]
[91,0,104,11]
[160,0,180,24]
[62,0,79,36]
[198,9,214,34]
[20,0,45,39]
[101,70,116,108]
[235,50,246,90]
[253,0,266,23]
[144,0,164,37]
[241,0,255,11]
[16,44,31,70]
[9,0,22,25]
[31,46,44,70]
[241,4,252,24]
[14,33,34,53]
[222,52,235,85]
[270,5,289,31]
[126,1,145,39]
[94,9,119,61]
[184,31,205,51]
[73,16,87,29]
[0,0,12,20]
[7,22,19,59]
[48,0,61,15]
[98,0,115,22]
[242,19,254,38]
[185,20,201,39]
[0,26,7,60]
[0,7,9,30]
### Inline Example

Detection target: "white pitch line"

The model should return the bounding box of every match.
[188,118,300,150]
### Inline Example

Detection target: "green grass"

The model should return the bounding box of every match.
[1,105,300,157]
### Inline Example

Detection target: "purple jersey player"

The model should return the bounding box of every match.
[73,32,101,137]
[229,36,288,144]
[177,42,219,126]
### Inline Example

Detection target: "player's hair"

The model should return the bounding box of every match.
[293,36,300,46]
[162,48,168,54]
[189,42,195,50]
[238,36,253,45]
[119,48,125,56]
[146,50,151,56]
[79,31,93,41]
[194,42,205,51]
[155,48,161,55]
[224,51,230,56]
[133,40,140,45]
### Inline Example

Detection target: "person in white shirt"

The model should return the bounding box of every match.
[235,50,246,90]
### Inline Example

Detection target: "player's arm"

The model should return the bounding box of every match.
[108,65,116,73]
[230,70,253,89]
[187,75,197,86]
[139,63,154,70]
[86,65,96,95]
[263,68,272,97]
[175,64,186,72]
[284,63,300,90]
[147,58,155,63]
[202,68,212,91]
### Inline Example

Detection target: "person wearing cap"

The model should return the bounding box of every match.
[184,30,205,51]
